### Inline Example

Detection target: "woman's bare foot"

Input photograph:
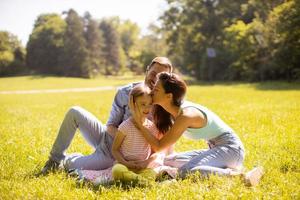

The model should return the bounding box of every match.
[244,167,264,186]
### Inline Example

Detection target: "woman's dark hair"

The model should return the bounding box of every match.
[153,72,187,134]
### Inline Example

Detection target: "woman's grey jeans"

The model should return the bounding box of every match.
[164,132,245,178]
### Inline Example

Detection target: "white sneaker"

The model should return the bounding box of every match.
[244,167,264,186]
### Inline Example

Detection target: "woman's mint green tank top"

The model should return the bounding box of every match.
[182,101,234,140]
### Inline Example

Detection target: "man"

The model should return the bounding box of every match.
[39,57,173,175]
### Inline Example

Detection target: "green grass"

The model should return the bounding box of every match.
[0,75,144,91]
[0,76,299,199]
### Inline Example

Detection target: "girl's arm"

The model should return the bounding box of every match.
[112,130,136,169]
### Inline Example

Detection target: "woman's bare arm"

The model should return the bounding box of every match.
[138,107,207,152]
[139,115,192,152]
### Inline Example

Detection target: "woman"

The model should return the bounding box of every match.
[131,72,263,186]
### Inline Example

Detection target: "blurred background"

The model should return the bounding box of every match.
[0,0,299,81]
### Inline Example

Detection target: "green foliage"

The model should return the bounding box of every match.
[62,9,89,77]
[6,1,299,80]
[83,12,105,77]
[26,14,66,75]
[118,20,140,57]
[0,76,299,199]
[224,20,258,80]
[133,24,169,74]
[223,0,300,81]
[162,0,247,80]
[25,12,130,77]
[118,19,141,72]
[99,19,121,75]
[0,50,14,67]
[267,0,300,80]
[161,0,299,81]
[0,31,26,75]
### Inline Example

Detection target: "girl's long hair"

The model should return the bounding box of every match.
[153,72,187,134]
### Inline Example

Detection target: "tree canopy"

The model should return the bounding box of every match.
[1,1,299,80]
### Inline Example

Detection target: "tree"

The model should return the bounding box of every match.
[160,0,294,81]
[61,9,88,77]
[99,19,121,75]
[83,12,104,76]
[26,14,66,74]
[117,20,140,71]
[161,0,247,80]
[0,31,25,76]
[242,0,285,22]
[223,0,299,81]
[267,0,300,80]
[135,23,169,74]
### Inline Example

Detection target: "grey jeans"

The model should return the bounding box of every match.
[164,132,245,178]
[49,106,114,170]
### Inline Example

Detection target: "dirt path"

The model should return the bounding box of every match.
[0,86,116,94]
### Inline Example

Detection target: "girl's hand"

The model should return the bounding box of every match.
[133,159,149,169]
[125,160,139,169]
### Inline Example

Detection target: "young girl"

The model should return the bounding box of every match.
[111,83,175,185]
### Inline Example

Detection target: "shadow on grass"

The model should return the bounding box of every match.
[73,178,153,193]
[28,74,91,80]
[252,81,300,90]
[26,168,131,192]
[29,74,52,79]
[27,74,143,81]
[185,79,300,91]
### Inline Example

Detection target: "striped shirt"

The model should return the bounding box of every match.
[118,117,160,161]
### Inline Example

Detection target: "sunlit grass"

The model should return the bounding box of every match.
[0,75,144,91]
[0,76,299,199]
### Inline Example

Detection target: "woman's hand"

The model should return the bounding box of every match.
[129,96,144,130]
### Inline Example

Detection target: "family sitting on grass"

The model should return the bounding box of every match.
[37,57,263,187]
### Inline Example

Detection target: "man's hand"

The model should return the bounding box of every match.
[106,125,118,138]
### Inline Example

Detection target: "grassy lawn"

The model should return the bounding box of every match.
[0,75,144,91]
[0,76,299,199]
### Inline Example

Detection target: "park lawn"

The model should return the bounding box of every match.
[0,75,144,91]
[0,76,299,199]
